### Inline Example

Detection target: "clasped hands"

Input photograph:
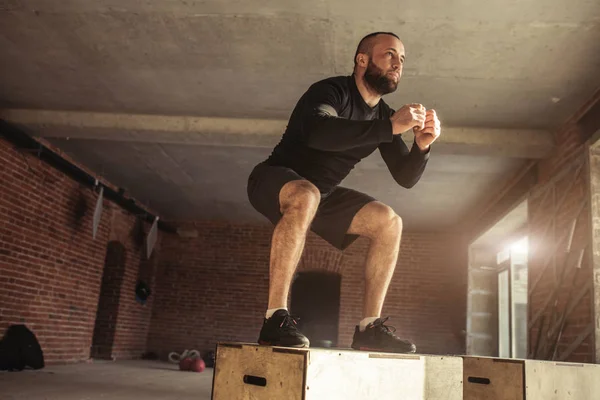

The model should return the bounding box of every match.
[390,104,441,152]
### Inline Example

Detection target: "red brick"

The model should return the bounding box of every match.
[146,221,467,358]
[527,121,594,363]
[0,137,157,364]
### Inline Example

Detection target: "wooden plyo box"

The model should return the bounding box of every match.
[463,356,600,399]
[211,342,462,400]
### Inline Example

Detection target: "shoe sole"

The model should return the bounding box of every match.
[258,340,309,348]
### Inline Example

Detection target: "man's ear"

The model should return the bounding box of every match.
[355,53,368,67]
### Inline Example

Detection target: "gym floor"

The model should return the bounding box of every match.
[0,360,213,400]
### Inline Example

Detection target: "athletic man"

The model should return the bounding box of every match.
[247,32,441,353]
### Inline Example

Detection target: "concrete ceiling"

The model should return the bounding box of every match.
[2,1,600,232]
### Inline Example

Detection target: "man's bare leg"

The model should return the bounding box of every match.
[267,180,320,310]
[258,179,319,347]
[347,201,402,318]
[347,201,415,352]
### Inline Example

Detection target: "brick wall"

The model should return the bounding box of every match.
[101,209,160,360]
[91,241,126,358]
[527,122,595,362]
[0,136,156,364]
[147,221,467,358]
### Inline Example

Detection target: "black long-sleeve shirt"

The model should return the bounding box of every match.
[265,75,430,194]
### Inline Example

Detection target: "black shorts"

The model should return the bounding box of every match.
[247,162,376,250]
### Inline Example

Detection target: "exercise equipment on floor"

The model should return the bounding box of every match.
[168,349,205,372]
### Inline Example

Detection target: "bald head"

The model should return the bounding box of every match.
[354,32,401,67]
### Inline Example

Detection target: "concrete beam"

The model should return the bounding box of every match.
[0,109,555,158]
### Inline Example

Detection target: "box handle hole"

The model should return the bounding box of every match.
[243,375,267,387]
[468,376,491,385]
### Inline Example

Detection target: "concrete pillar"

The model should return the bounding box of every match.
[467,247,498,356]
[589,141,600,363]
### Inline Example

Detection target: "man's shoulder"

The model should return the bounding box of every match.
[309,75,352,92]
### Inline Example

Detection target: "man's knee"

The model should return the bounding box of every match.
[362,202,403,240]
[279,180,321,218]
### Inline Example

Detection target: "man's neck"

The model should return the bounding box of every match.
[354,73,381,108]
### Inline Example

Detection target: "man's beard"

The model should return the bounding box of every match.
[363,60,398,95]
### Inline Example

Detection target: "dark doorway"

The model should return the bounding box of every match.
[91,241,127,359]
[290,271,341,348]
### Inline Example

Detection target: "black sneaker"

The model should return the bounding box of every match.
[351,317,416,353]
[257,309,310,348]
